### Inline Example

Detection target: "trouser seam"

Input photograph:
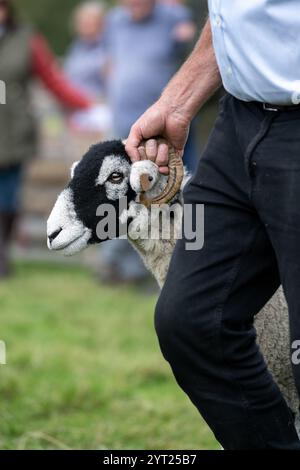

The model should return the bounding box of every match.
[244,114,277,200]
[214,223,269,446]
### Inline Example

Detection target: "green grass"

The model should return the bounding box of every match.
[0,262,218,450]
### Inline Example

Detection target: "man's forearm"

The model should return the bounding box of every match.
[161,20,221,120]
[125,19,221,164]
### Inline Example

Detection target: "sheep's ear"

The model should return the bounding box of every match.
[70,161,79,179]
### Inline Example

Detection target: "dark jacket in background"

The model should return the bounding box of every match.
[0,24,91,169]
[0,26,37,168]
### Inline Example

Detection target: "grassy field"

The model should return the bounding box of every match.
[0,262,218,450]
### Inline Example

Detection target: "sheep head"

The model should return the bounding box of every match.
[47,139,183,256]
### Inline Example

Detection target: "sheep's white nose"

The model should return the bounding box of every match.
[48,227,62,244]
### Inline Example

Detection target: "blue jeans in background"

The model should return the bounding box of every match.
[0,164,23,213]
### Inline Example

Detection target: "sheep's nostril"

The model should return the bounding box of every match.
[48,228,63,244]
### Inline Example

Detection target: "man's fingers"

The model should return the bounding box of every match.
[145,139,158,161]
[125,143,141,162]
[138,146,147,160]
[159,166,170,175]
[156,142,169,167]
[125,125,143,162]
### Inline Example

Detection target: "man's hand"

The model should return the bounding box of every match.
[125,99,191,175]
[125,20,221,173]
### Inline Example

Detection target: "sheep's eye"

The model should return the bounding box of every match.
[108,172,124,184]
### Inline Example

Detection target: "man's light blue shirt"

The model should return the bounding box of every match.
[208,0,300,105]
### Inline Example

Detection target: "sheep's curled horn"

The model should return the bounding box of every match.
[126,138,184,208]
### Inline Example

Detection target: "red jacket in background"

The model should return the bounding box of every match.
[31,34,92,110]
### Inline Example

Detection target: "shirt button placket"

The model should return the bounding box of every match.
[215,15,222,27]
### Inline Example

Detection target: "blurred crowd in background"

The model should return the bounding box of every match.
[0,0,211,285]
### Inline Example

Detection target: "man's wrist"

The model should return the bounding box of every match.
[159,19,221,123]
[159,88,196,124]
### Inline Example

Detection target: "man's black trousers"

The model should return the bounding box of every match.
[155,95,300,449]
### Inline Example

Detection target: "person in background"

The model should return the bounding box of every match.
[65,2,112,135]
[98,0,196,285]
[160,0,197,45]
[106,0,196,141]
[0,0,92,279]
[64,1,107,101]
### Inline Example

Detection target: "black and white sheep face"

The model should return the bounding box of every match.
[47,140,168,256]
[47,140,136,255]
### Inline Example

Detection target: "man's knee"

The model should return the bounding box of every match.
[154,288,177,356]
[155,286,187,356]
[154,285,216,363]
